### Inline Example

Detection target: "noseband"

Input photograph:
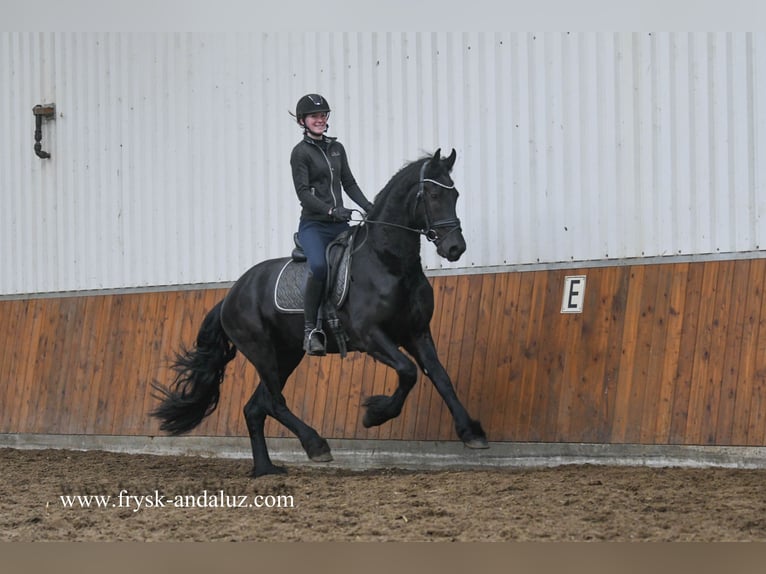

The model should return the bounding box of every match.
[414,160,463,245]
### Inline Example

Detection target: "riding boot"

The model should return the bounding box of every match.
[303,274,326,356]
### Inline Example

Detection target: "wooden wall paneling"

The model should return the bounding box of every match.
[476,274,518,440]
[319,355,343,438]
[107,295,138,435]
[66,297,98,433]
[328,355,347,438]
[55,297,88,434]
[565,268,613,442]
[306,355,330,436]
[745,270,766,444]
[517,271,552,441]
[150,292,178,435]
[668,262,705,443]
[0,302,13,430]
[0,301,25,432]
[29,300,54,434]
[610,267,647,442]
[20,300,47,434]
[435,275,484,440]
[334,352,362,438]
[488,273,531,440]
[654,263,691,443]
[529,270,564,442]
[595,267,630,443]
[88,296,114,435]
[638,264,675,444]
[69,296,104,434]
[714,260,752,445]
[102,295,136,435]
[7,257,766,447]
[547,270,582,442]
[3,301,33,432]
[731,261,766,444]
[505,270,539,440]
[43,298,85,434]
[468,274,504,440]
[553,275,583,442]
[625,265,664,443]
[700,260,738,444]
[87,295,116,433]
[684,262,722,444]
[25,299,52,434]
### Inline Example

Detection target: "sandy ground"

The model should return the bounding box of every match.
[2,447,766,542]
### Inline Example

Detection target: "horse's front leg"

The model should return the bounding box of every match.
[404,331,489,448]
[361,329,419,428]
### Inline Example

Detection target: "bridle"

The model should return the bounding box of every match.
[359,160,463,246]
[413,160,462,244]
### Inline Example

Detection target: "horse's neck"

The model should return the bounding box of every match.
[365,185,424,271]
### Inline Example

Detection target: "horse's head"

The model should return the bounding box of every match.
[415,148,466,262]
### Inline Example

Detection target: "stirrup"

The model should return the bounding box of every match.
[303,326,327,356]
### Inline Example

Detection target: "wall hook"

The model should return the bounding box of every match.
[33,104,56,159]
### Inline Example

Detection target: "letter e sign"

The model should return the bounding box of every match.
[561,275,586,313]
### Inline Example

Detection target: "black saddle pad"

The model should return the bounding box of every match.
[274,230,355,314]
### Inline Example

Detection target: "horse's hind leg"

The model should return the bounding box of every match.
[238,342,332,475]
[244,383,285,477]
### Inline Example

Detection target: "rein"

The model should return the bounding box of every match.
[356,160,462,246]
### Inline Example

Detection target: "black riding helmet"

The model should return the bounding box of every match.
[295,93,331,123]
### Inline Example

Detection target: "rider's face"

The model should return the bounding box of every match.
[301,112,328,137]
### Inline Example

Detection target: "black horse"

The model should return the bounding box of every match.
[151,148,488,477]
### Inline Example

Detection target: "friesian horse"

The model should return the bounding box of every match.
[151,149,488,476]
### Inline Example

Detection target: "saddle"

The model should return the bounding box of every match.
[274,230,357,356]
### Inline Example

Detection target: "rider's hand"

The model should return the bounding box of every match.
[329,206,353,222]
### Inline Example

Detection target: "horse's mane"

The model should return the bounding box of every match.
[370,153,447,216]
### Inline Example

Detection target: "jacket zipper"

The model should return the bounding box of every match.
[310,139,337,208]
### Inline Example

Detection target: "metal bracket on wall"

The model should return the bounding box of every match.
[33,104,56,159]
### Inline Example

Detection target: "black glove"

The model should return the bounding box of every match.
[329,206,353,222]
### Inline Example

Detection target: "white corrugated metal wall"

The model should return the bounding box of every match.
[2,32,765,295]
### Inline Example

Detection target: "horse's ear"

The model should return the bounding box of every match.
[432,148,442,162]
[443,148,457,171]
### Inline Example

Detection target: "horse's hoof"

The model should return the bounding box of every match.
[464,437,490,449]
[251,464,288,477]
[310,452,334,463]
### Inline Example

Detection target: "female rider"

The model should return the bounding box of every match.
[290,94,374,355]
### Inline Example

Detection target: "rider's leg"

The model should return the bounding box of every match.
[302,272,326,355]
[297,220,334,355]
[298,220,350,354]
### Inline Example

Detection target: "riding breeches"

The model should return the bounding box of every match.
[297,219,349,283]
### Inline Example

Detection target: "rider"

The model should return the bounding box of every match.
[290,93,374,355]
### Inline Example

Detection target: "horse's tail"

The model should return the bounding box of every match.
[151,300,237,435]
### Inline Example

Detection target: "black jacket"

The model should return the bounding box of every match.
[290,135,373,221]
